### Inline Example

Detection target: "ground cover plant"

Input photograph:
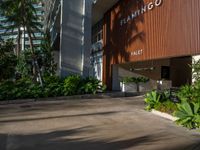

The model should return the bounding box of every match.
[144,90,177,114]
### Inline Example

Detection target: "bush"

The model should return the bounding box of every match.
[43,76,64,97]
[63,75,106,96]
[155,100,177,114]
[174,100,200,129]
[145,91,161,111]
[145,90,176,113]
[80,77,106,94]
[63,75,82,96]
[0,75,106,100]
[122,76,149,84]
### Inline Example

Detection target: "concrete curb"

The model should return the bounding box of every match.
[0,92,143,105]
[151,109,178,121]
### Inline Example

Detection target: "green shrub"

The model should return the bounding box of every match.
[0,78,43,100]
[160,90,170,102]
[174,101,200,129]
[155,100,177,114]
[177,85,194,102]
[80,77,106,94]
[0,80,15,100]
[43,76,64,97]
[122,76,149,84]
[145,91,161,111]
[0,75,106,100]
[63,75,82,96]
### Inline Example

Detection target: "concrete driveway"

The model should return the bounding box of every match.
[0,96,200,150]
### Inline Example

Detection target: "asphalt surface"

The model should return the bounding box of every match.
[0,96,200,150]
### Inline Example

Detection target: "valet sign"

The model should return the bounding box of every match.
[120,0,163,26]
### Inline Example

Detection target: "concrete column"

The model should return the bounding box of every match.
[59,0,92,77]
[112,65,121,91]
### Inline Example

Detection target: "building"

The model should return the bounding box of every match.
[43,0,93,77]
[45,0,200,91]
[91,0,200,91]
[0,1,44,50]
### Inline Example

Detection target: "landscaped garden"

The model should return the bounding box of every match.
[145,59,200,129]
[0,0,106,101]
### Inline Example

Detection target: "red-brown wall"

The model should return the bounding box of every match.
[103,0,200,89]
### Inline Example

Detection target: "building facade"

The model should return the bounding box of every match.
[91,0,200,90]
[0,2,44,50]
[44,0,200,91]
[44,0,93,77]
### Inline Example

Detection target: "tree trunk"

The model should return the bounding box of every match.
[16,28,21,57]
[27,31,43,86]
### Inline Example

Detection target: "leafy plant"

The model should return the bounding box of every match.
[174,101,200,129]
[0,39,17,81]
[43,76,64,97]
[80,77,106,94]
[63,75,82,96]
[121,76,149,84]
[155,100,177,114]
[145,91,161,111]
[177,85,194,102]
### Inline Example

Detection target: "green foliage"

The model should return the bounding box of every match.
[177,81,200,104]
[80,77,106,94]
[63,76,106,96]
[0,39,17,81]
[160,90,170,102]
[174,101,200,129]
[155,100,177,114]
[145,91,161,111]
[63,75,82,96]
[192,58,200,82]
[145,90,176,113]
[177,85,194,102]
[122,76,149,84]
[40,31,57,76]
[0,78,43,100]
[0,75,106,100]
[43,76,64,97]
[16,50,32,78]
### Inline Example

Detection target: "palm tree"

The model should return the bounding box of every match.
[0,0,22,57]
[0,0,43,85]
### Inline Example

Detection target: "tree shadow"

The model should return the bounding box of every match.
[0,110,124,123]
[1,127,194,150]
[103,0,146,89]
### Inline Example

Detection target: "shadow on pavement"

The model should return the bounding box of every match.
[0,111,123,123]
[0,127,199,150]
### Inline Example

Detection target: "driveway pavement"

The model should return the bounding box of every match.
[0,96,200,150]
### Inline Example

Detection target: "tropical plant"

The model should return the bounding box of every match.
[63,75,82,96]
[80,77,106,94]
[145,91,161,111]
[0,39,17,81]
[0,0,43,84]
[174,101,200,129]
[155,100,177,114]
[177,85,194,102]
[43,76,64,97]
[40,31,57,76]
[192,58,200,82]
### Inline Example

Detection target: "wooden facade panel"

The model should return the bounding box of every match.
[103,0,200,88]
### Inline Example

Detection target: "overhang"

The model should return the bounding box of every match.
[92,0,119,25]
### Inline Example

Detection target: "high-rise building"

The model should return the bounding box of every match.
[0,1,44,50]
[43,0,93,77]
